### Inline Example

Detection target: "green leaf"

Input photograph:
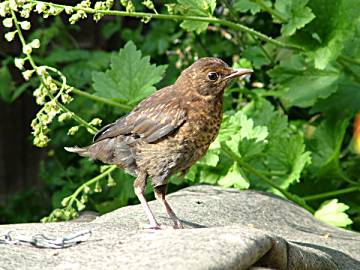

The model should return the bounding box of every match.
[268,55,340,107]
[92,41,167,105]
[177,0,216,33]
[44,49,112,88]
[142,21,179,55]
[275,0,315,36]
[267,135,311,189]
[291,0,360,69]
[233,0,270,15]
[220,112,268,162]
[218,162,250,189]
[197,148,220,167]
[306,113,350,180]
[219,99,310,190]
[243,46,271,69]
[312,81,360,116]
[313,0,360,69]
[242,99,288,140]
[185,166,198,182]
[314,199,353,227]
[199,169,220,184]
[219,111,268,144]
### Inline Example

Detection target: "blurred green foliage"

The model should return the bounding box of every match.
[1,0,360,230]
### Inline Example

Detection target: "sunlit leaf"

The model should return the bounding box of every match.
[218,163,250,189]
[315,199,353,227]
[177,0,216,33]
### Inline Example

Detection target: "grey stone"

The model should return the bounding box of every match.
[0,185,359,270]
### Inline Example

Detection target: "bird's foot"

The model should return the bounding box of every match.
[173,220,184,229]
[142,223,170,231]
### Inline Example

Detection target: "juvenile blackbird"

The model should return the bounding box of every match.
[65,57,252,229]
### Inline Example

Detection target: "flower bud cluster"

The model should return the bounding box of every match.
[41,207,78,222]
[31,97,61,147]
[93,0,113,22]
[120,0,135,13]
[69,0,90,24]
[142,0,156,13]
[34,2,64,18]
[31,68,75,147]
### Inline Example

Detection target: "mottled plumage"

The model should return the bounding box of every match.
[66,57,252,229]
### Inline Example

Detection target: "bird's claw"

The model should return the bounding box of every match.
[173,220,184,229]
[142,222,184,231]
[142,223,169,231]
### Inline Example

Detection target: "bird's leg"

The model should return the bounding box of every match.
[154,184,184,229]
[134,172,160,230]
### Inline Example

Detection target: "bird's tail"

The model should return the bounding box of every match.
[64,146,90,157]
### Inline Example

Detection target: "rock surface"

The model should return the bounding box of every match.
[0,185,359,270]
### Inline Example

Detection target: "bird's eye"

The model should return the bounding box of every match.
[207,72,218,81]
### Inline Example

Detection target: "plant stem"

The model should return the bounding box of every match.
[337,59,360,84]
[303,187,360,201]
[58,100,99,133]
[339,55,360,66]
[221,143,314,212]
[53,80,132,111]
[72,89,132,111]
[221,143,288,197]
[27,0,304,51]
[66,165,117,211]
[255,0,286,22]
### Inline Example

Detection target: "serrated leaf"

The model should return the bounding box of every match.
[275,0,315,36]
[218,163,250,189]
[221,99,311,191]
[185,166,198,182]
[197,148,220,167]
[313,0,360,69]
[312,81,360,116]
[314,199,353,227]
[219,111,268,144]
[267,135,311,189]
[44,49,112,88]
[92,41,167,105]
[238,138,266,160]
[306,113,350,180]
[199,169,220,184]
[242,99,288,140]
[177,0,216,33]
[268,55,340,108]
[233,0,270,15]
[291,0,360,69]
[243,46,271,69]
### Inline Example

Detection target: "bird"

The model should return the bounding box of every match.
[65,57,253,229]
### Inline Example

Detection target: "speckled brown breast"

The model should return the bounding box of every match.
[136,92,224,186]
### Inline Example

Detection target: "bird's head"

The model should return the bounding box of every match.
[176,57,253,96]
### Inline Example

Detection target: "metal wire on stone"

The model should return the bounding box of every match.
[0,229,92,249]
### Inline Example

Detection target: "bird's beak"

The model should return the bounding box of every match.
[225,68,253,80]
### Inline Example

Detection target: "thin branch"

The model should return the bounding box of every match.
[339,54,360,66]
[27,0,304,51]
[303,187,360,201]
[65,165,117,211]
[337,58,360,84]
[53,80,132,111]
[255,0,286,22]
[220,142,314,213]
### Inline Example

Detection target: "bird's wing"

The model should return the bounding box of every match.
[93,86,187,143]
